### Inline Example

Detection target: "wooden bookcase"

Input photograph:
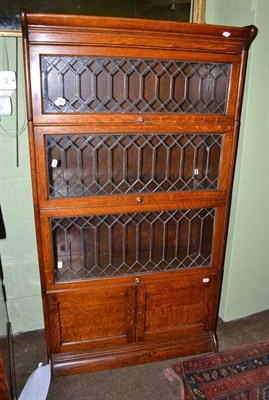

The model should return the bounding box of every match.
[21,11,257,376]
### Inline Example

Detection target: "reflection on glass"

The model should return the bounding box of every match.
[51,208,215,282]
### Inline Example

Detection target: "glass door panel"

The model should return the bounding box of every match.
[46,133,222,198]
[51,208,215,283]
[42,56,230,114]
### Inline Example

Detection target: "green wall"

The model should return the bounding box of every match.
[0,0,268,333]
[0,37,43,333]
[207,0,269,320]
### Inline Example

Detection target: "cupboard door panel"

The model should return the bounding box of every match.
[48,285,135,352]
[136,274,218,342]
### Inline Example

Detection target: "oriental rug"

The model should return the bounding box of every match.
[167,340,269,399]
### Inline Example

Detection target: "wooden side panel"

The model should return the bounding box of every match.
[136,274,219,342]
[47,285,136,353]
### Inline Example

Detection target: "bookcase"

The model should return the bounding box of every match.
[21,11,257,375]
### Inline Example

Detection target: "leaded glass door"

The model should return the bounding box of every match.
[41,56,230,115]
[46,133,222,199]
[50,208,216,283]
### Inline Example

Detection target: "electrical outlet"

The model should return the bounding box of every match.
[0,71,16,91]
[0,96,12,116]
[0,72,16,116]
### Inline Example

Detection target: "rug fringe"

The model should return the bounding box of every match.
[179,377,186,400]
[163,367,179,381]
[163,368,186,399]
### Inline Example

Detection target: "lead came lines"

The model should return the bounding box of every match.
[51,209,215,282]
[47,133,222,198]
[42,56,230,114]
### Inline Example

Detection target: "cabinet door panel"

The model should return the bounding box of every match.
[41,56,230,115]
[136,274,218,342]
[48,285,135,352]
[50,208,215,283]
[45,133,222,199]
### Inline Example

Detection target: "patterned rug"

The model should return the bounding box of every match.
[166,340,269,399]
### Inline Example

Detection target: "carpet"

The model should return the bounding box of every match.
[168,340,269,399]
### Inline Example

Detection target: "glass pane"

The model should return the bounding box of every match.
[51,208,215,282]
[42,56,230,114]
[46,133,222,198]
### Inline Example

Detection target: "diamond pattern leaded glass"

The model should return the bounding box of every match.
[42,56,230,114]
[46,133,222,198]
[51,208,215,282]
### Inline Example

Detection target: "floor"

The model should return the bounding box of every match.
[14,310,269,400]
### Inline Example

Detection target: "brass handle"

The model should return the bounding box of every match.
[138,117,144,123]
[136,197,142,203]
[135,277,141,284]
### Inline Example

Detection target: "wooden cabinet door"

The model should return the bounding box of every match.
[47,284,136,353]
[136,273,219,342]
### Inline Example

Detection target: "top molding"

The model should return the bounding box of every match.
[21,10,257,55]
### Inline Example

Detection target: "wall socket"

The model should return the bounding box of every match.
[0,96,12,116]
[0,71,16,92]
[0,72,16,116]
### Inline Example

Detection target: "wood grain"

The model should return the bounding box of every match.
[21,11,257,376]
